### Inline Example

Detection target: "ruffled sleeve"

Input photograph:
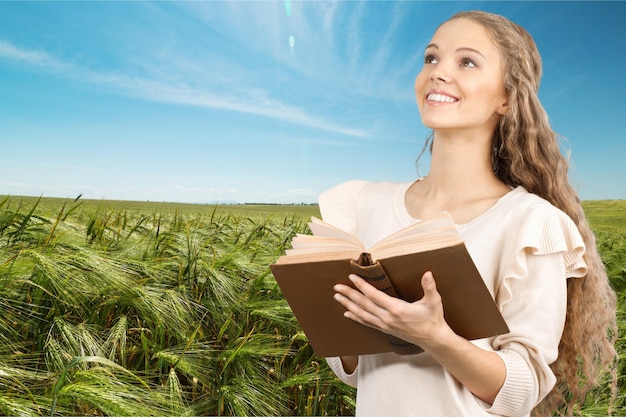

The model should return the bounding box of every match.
[318,180,369,235]
[497,205,587,307]
[483,204,587,416]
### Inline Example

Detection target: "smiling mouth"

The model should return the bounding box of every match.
[427,93,458,103]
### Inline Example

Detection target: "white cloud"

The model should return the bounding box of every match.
[0,181,91,200]
[178,1,413,103]
[262,188,319,204]
[0,40,70,70]
[0,38,368,137]
[0,180,244,203]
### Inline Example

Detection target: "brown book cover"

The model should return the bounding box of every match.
[270,213,510,357]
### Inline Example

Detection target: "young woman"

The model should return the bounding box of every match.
[322,10,616,417]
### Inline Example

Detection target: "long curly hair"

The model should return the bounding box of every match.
[441,10,618,416]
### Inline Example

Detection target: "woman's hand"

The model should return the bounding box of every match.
[333,270,506,405]
[333,271,452,349]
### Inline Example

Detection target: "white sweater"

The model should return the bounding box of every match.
[319,180,587,417]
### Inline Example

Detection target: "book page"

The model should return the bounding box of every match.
[307,217,364,247]
[281,211,463,262]
[370,228,461,260]
[275,249,362,264]
[370,211,456,248]
[287,235,363,255]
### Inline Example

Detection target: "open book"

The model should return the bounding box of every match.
[270,211,509,357]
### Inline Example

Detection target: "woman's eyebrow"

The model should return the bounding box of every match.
[456,47,486,59]
[425,44,485,59]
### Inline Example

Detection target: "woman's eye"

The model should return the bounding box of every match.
[461,58,476,68]
[424,55,438,64]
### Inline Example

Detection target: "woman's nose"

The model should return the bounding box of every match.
[430,67,451,83]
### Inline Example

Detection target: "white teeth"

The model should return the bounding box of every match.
[427,93,456,103]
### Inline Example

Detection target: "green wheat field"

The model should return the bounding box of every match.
[0,195,623,416]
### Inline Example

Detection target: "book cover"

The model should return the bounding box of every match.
[270,213,509,357]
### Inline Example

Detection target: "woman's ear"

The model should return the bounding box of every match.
[496,101,508,116]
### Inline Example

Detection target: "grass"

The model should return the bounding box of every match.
[1,195,321,219]
[0,194,622,416]
[582,199,626,234]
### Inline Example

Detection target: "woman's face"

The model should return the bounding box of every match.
[414,18,508,136]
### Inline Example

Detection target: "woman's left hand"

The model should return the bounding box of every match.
[333,271,452,349]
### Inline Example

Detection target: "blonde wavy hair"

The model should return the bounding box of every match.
[437,10,617,417]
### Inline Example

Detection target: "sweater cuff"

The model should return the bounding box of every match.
[482,349,535,416]
[326,357,358,388]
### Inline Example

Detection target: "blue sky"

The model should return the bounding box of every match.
[1,1,624,204]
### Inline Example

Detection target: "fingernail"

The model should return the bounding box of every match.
[424,271,433,282]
